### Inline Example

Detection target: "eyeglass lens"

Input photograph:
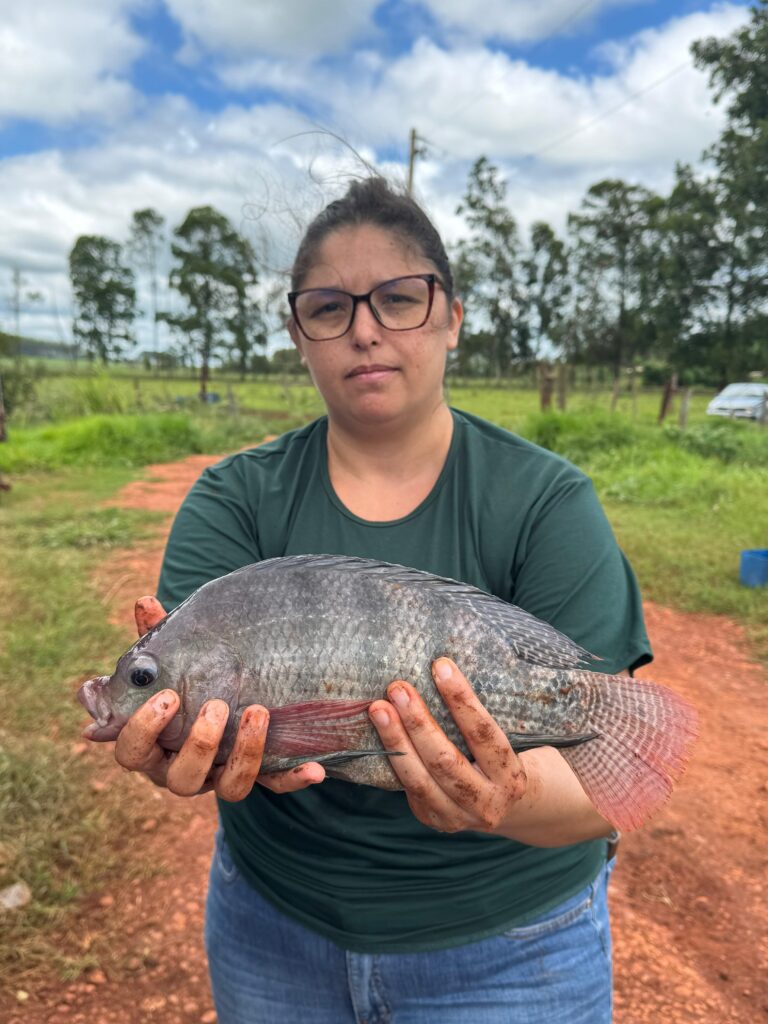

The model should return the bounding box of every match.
[294,276,432,340]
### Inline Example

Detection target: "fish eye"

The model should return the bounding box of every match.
[129,657,158,688]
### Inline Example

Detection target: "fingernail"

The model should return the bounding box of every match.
[370,708,390,727]
[150,690,173,712]
[433,659,453,684]
[389,684,410,709]
[241,707,267,730]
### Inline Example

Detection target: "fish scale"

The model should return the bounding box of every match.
[78,554,697,831]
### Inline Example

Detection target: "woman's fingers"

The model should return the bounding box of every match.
[257,762,327,793]
[165,699,229,797]
[115,689,179,771]
[431,659,524,785]
[369,661,527,833]
[135,596,167,637]
[368,695,461,830]
[213,706,269,802]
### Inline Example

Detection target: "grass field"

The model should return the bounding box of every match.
[0,374,766,984]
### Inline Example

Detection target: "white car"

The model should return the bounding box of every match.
[706,382,768,420]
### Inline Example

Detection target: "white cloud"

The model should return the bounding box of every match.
[326,3,750,172]
[164,0,382,59]
[0,0,143,124]
[408,0,639,43]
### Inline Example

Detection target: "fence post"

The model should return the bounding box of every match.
[0,373,6,443]
[658,373,678,424]
[678,387,693,430]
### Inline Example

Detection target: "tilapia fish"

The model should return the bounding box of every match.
[78,554,697,831]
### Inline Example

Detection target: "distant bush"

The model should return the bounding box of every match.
[522,410,640,463]
[663,420,768,466]
[0,360,42,415]
[0,413,203,471]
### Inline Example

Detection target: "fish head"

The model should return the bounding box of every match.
[78,625,246,749]
[78,646,167,740]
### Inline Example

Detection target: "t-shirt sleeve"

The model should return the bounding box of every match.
[156,458,263,611]
[509,471,651,675]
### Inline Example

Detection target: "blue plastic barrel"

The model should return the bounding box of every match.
[740,549,768,587]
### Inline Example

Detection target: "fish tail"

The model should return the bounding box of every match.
[559,673,698,832]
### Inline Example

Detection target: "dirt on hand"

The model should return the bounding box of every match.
[4,453,767,1024]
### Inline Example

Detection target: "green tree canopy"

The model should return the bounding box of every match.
[567,179,660,379]
[161,206,266,396]
[128,208,166,351]
[68,236,136,363]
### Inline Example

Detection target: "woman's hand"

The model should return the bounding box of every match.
[367,657,527,835]
[368,658,612,846]
[107,596,325,801]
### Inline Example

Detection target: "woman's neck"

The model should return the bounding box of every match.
[325,402,454,520]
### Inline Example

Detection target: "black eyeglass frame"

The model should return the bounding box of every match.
[288,273,442,342]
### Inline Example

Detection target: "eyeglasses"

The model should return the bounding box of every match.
[288,274,442,342]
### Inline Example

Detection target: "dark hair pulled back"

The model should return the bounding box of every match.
[291,176,454,299]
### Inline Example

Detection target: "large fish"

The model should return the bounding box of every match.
[78,554,697,831]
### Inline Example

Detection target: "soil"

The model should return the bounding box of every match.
[4,451,767,1024]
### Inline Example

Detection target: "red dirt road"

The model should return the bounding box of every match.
[5,453,767,1024]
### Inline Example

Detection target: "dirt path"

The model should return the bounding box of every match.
[6,453,767,1024]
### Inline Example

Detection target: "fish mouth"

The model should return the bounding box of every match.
[77,676,124,741]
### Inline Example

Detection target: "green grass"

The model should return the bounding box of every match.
[0,479,163,982]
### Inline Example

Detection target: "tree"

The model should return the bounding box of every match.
[69,236,136,363]
[128,208,165,351]
[521,222,569,361]
[567,180,660,380]
[455,157,528,378]
[649,164,721,377]
[692,2,768,382]
[161,206,265,398]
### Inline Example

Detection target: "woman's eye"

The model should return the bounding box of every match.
[130,665,157,687]
[311,301,343,318]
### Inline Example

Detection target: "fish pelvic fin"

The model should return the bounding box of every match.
[260,749,404,775]
[559,673,698,832]
[263,698,379,760]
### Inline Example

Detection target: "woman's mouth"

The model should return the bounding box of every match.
[345,364,398,382]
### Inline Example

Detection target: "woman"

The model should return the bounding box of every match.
[113,177,651,1023]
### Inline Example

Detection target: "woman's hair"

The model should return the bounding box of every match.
[291,176,454,298]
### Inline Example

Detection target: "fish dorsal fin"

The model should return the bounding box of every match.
[239,554,597,670]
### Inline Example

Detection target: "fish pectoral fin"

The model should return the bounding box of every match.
[265,698,377,759]
[506,731,599,751]
[261,749,404,775]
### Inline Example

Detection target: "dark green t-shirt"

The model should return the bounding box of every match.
[157,409,651,953]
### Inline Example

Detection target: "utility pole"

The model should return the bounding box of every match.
[407,128,427,194]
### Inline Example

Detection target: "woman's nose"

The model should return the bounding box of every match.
[348,298,381,346]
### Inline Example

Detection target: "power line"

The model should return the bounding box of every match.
[529,58,692,159]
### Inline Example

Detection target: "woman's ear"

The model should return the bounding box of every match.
[446,297,463,351]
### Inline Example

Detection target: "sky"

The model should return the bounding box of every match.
[0,0,754,349]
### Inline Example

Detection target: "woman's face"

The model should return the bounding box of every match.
[288,224,462,431]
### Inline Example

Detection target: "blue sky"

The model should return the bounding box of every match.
[0,0,753,344]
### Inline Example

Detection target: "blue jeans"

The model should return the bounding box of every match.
[205,831,614,1024]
